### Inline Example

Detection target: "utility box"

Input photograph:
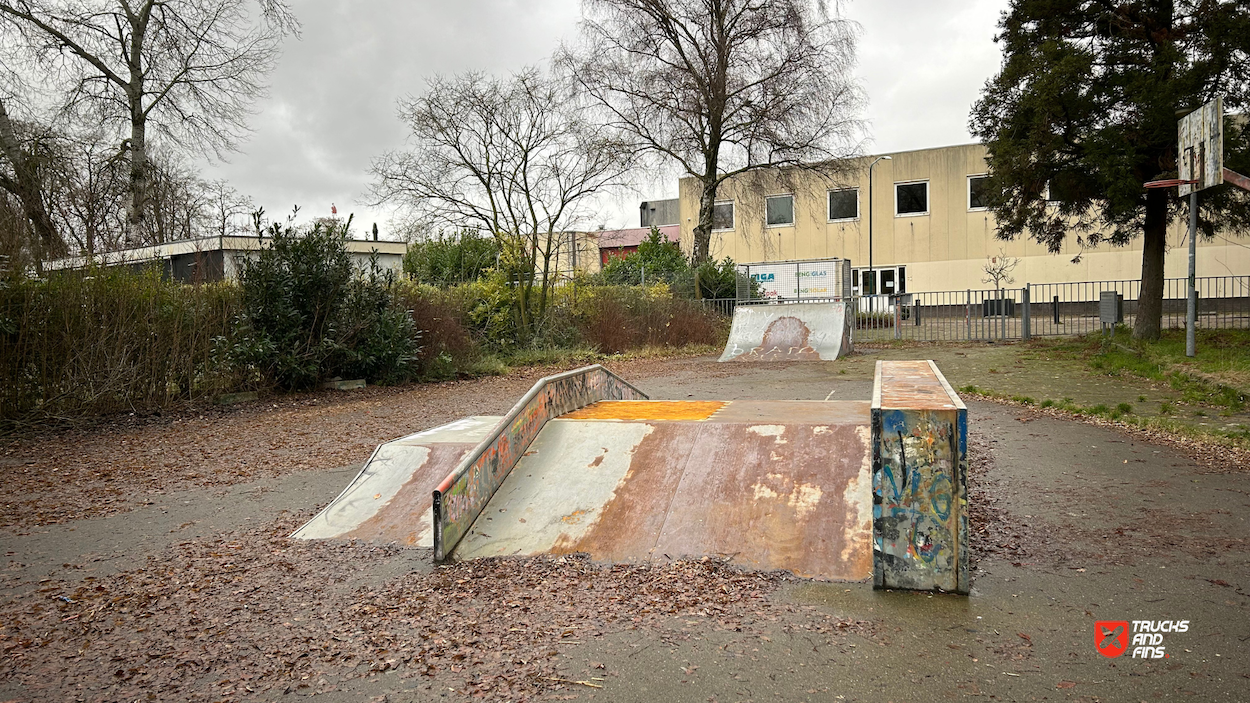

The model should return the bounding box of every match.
[1099,291,1124,325]
[981,297,1016,317]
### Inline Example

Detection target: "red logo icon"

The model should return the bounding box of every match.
[1096,621,1129,658]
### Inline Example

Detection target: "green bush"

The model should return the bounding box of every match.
[0,266,240,425]
[404,229,499,285]
[599,227,689,286]
[229,219,419,390]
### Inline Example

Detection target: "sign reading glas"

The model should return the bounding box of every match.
[737,259,853,302]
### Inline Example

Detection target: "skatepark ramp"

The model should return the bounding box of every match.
[718,301,853,362]
[294,362,969,593]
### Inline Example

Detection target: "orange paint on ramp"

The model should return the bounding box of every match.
[562,400,727,421]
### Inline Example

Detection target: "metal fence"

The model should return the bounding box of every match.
[849,275,1250,342]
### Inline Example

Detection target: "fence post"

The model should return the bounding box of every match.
[893,296,901,339]
[914,294,921,326]
[1053,295,1060,325]
[796,262,802,301]
[1022,285,1031,340]
[966,289,972,340]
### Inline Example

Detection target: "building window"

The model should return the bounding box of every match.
[712,200,735,231]
[828,188,858,221]
[765,194,795,227]
[895,181,928,216]
[968,175,989,210]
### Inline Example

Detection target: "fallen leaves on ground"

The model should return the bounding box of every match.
[0,513,867,702]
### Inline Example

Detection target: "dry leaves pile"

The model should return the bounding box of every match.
[0,513,864,702]
[0,372,567,529]
[0,356,718,530]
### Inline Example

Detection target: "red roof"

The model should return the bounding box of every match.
[596,225,680,249]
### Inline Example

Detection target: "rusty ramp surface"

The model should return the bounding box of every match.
[452,400,873,580]
[291,416,502,547]
[718,301,853,362]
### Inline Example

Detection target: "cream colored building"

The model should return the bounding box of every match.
[677,143,1250,294]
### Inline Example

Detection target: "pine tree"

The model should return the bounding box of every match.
[971,0,1250,340]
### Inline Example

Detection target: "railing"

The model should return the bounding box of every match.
[853,275,1250,342]
[699,297,737,316]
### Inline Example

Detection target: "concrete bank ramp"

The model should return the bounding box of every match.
[291,416,501,547]
[718,301,853,362]
[452,400,873,581]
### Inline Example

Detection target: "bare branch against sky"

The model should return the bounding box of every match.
[0,0,298,244]
[4,1,1005,239]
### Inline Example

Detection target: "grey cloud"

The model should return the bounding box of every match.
[199,0,1003,235]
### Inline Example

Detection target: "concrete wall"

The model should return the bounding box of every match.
[640,198,681,227]
[677,143,1250,292]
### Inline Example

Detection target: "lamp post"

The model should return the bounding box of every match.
[867,155,892,301]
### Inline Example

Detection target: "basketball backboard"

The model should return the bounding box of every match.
[1178,97,1223,195]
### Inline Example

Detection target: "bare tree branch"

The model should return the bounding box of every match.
[370,68,633,334]
[559,0,866,263]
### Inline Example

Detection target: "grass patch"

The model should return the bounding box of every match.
[958,385,1250,451]
[1038,328,1250,413]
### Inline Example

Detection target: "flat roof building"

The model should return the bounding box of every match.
[678,143,1249,294]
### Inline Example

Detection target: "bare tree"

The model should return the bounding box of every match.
[0,97,59,259]
[561,0,864,263]
[981,248,1019,291]
[0,0,297,247]
[51,136,128,256]
[204,179,254,239]
[370,68,631,334]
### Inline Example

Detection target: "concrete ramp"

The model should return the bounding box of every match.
[452,400,874,580]
[719,301,853,362]
[291,416,501,547]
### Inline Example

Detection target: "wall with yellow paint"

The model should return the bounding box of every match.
[677,143,1249,292]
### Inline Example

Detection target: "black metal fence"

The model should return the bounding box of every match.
[852,276,1249,342]
[697,276,1250,343]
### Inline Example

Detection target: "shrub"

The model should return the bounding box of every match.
[578,285,727,353]
[599,227,688,286]
[404,229,499,285]
[393,282,476,379]
[230,219,419,390]
[0,266,239,424]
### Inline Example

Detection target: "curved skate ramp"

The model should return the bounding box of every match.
[291,416,501,547]
[718,301,853,362]
[452,400,874,580]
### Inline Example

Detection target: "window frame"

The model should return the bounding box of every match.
[764,193,796,228]
[967,174,989,212]
[711,199,735,232]
[894,179,930,217]
[826,187,859,222]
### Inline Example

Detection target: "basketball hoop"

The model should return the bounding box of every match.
[1143,178,1199,189]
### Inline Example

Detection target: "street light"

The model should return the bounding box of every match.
[867,155,892,300]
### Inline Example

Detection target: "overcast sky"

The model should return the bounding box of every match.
[198,0,1006,238]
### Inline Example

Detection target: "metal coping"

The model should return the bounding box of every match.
[871,359,966,411]
[431,364,648,561]
[737,297,849,306]
[289,441,387,539]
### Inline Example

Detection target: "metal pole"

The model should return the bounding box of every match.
[1187,191,1197,357]
[1022,285,1031,340]
[868,165,873,297]
[966,289,972,340]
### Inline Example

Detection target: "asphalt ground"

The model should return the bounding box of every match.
[2,353,1247,702]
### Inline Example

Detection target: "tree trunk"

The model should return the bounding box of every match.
[127,115,148,247]
[1133,187,1169,341]
[0,100,60,256]
[692,177,718,264]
